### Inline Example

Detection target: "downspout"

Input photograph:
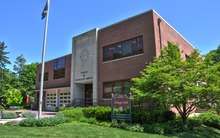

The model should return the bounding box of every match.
[157,18,163,50]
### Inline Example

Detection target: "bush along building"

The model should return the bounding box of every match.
[35,9,193,111]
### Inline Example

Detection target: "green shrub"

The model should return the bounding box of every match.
[19,113,67,127]
[127,124,144,132]
[61,107,84,121]
[82,106,111,121]
[79,117,97,124]
[132,110,149,124]
[161,111,176,122]
[142,118,202,135]
[19,118,37,127]
[22,112,36,118]
[110,120,144,132]
[118,122,129,129]
[198,111,220,129]
[5,87,22,106]
[2,112,17,119]
[143,123,166,134]
[96,121,111,127]
[0,105,4,111]
[132,109,175,124]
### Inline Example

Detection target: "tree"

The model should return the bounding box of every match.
[0,41,10,69]
[205,45,220,65]
[4,87,23,106]
[0,69,17,105]
[204,46,220,113]
[131,42,220,124]
[0,42,11,99]
[18,63,37,96]
[13,54,26,75]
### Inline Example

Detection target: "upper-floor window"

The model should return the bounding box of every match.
[53,57,65,70]
[103,36,144,62]
[53,68,65,79]
[53,57,65,79]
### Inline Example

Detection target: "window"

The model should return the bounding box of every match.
[46,93,57,108]
[38,72,48,82]
[53,57,65,70]
[53,57,65,79]
[103,82,113,98]
[103,80,131,98]
[53,68,65,79]
[59,91,71,107]
[103,36,143,61]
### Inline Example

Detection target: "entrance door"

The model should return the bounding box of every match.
[85,84,93,106]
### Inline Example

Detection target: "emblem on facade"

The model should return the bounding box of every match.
[80,48,89,66]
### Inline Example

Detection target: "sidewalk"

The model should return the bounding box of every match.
[0,110,56,125]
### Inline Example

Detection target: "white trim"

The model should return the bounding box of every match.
[152,10,194,47]
[103,53,144,64]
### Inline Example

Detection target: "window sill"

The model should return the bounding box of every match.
[103,53,144,64]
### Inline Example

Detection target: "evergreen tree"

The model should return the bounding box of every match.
[0,42,10,69]
[0,42,11,101]
[13,54,26,75]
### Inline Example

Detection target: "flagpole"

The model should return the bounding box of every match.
[38,0,50,119]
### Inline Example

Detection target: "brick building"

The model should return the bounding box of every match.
[35,10,193,110]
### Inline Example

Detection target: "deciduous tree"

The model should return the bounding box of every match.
[131,43,220,124]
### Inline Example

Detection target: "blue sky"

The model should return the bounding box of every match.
[0,0,220,67]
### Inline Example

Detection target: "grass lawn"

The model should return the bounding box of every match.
[0,122,170,138]
[0,122,220,138]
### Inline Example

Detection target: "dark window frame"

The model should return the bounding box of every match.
[103,80,131,99]
[103,36,144,62]
[53,57,66,79]
[53,57,65,71]
[53,68,65,80]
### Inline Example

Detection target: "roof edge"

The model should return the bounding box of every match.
[100,9,154,31]
[152,9,194,48]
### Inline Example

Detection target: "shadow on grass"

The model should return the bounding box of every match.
[169,126,220,138]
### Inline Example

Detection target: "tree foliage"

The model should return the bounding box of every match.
[0,41,37,107]
[19,63,37,96]
[13,54,26,75]
[205,45,220,65]
[0,42,11,100]
[4,87,23,106]
[204,46,220,113]
[131,42,220,124]
[0,41,10,69]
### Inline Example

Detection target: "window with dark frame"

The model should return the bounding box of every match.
[103,36,144,62]
[53,57,66,79]
[103,80,131,98]
[53,68,65,79]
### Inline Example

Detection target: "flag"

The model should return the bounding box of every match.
[41,1,48,20]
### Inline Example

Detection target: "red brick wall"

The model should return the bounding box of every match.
[152,11,194,58]
[98,11,156,105]
[35,54,72,90]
